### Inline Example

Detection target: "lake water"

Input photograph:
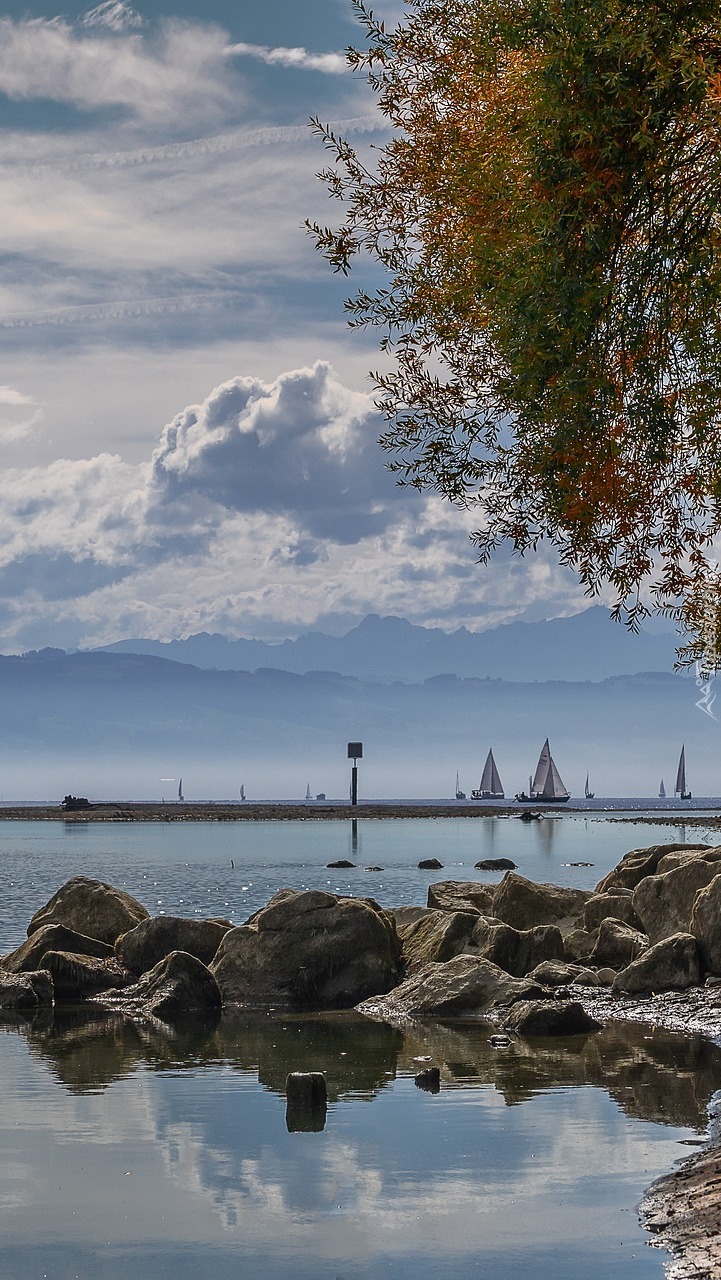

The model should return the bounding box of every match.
[2,814,720,1279]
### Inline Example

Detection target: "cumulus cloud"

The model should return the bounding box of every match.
[227,42,348,75]
[0,17,235,122]
[80,3,146,33]
[150,362,405,544]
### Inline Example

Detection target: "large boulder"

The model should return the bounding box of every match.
[211,889,401,1010]
[469,917,565,977]
[691,876,721,974]
[356,955,544,1019]
[595,845,708,893]
[114,951,222,1022]
[40,951,133,1000]
[0,969,53,1013]
[503,1000,602,1037]
[27,877,149,945]
[492,872,590,931]
[612,933,701,995]
[426,882,495,915]
[2,924,114,974]
[633,861,721,943]
[589,918,649,968]
[115,916,232,976]
[397,909,478,970]
[563,926,598,962]
[583,890,641,932]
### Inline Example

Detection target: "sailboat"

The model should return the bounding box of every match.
[305,783,312,801]
[471,749,504,799]
[659,779,666,798]
[455,771,466,800]
[584,772,594,800]
[239,784,246,802]
[515,739,570,803]
[177,778,184,803]
[675,746,692,800]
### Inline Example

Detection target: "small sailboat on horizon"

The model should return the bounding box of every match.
[584,772,594,800]
[305,783,312,802]
[239,784,246,802]
[455,771,466,800]
[177,778,184,803]
[659,779,666,799]
[675,746,692,800]
[471,749,504,799]
[515,739,570,803]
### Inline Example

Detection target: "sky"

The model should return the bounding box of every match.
[0,0,603,652]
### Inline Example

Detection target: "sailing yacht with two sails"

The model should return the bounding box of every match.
[515,739,570,803]
[675,745,691,800]
[471,749,504,799]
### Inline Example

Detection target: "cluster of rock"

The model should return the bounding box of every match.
[2,842,720,1035]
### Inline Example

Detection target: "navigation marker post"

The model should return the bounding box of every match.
[347,741,363,807]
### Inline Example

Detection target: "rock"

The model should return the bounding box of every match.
[115,916,232,976]
[503,1000,603,1036]
[596,967,618,985]
[2,924,114,974]
[27,876,149,945]
[655,845,721,875]
[474,858,517,871]
[415,1067,441,1092]
[612,933,701,995]
[528,960,601,987]
[470,917,565,977]
[583,890,641,932]
[691,876,721,974]
[398,909,478,969]
[211,889,402,1010]
[633,861,721,943]
[390,906,430,928]
[0,969,53,1013]
[595,844,709,893]
[589,918,649,968]
[492,872,590,931]
[115,950,222,1021]
[356,954,543,1019]
[285,1072,327,1132]
[327,860,356,869]
[41,951,133,999]
[426,881,495,915]
[563,927,598,962]
[418,858,444,870]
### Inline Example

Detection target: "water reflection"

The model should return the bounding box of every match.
[1,1009,714,1280]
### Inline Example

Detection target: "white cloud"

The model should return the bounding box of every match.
[0,386,43,442]
[0,17,236,122]
[80,3,146,33]
[227,42,348,75]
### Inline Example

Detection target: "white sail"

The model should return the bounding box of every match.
[530,739,569,799]
[584,772,594,799]
[479,749,504,796]
[675,746,690,797]
[305,783,312,801]
[178,777,183,802]
[240,784,246,802]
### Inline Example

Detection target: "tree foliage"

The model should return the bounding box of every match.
[307,0,721,665]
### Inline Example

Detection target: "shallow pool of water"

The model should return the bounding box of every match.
[1,1010,716,1280]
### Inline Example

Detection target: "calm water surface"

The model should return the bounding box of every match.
[2,815,719,1279]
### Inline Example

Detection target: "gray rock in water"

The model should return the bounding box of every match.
[426,881,495,915]
[398,909,478,969]
[589,918,649,969]
[41,951,132,1000]
[415,1067,441,1092]
[475,858,517,871]
[285,1072,327,1132]
[115,915,232,976]
[469,917,565,977]
[0,969,53,1013]
[612,933,701,995]
[356,954,544,1019]
[115,950,222,1022]
[211,889,401,1011]
[503,999,602,1037]
[27,876,149,945]
[633,860,721,943]
[327,860,356,869]
[2,924,114,974]
[492,872,590,931]
[692,876,721,975]
[418,858,444,870]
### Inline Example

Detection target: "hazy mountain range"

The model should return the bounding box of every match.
[92,607,679,683]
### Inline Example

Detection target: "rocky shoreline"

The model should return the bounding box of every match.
[4,841,721,1274]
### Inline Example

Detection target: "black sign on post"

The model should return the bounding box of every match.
[347,742,363,805]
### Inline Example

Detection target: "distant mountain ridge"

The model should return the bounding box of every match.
[91,606,678,682]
